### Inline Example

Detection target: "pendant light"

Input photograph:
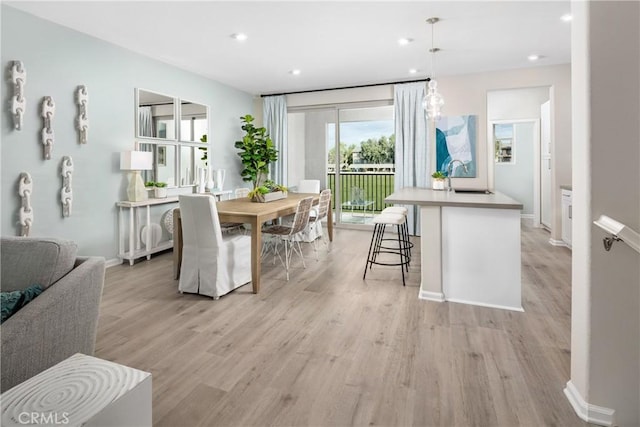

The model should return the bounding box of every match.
[422,17,444,120]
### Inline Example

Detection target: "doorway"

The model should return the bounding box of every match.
[490,119,540,223]
[487,86,551,228]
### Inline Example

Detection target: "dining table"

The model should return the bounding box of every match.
[172,192,333,293]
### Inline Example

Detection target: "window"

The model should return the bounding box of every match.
[494,123,515,164]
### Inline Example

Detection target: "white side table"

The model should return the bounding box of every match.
[1,353,152,427]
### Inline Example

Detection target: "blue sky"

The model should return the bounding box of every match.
[327,120,394,147]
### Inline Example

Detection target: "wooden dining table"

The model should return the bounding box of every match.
[172,193,333,293]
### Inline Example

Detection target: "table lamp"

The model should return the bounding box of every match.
[120,150,153,202]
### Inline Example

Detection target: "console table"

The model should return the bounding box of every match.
[117,197,179,265]
[1,353,152,427]
[117,190,232,265]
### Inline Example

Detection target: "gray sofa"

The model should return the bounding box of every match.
[0,237,105,392]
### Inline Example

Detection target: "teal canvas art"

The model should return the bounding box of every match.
[436,115,477,177]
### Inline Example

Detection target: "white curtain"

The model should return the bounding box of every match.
[139,106,154,137]
[394,82,429,235]
[263,95,288,185]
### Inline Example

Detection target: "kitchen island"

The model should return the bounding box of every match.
[385,187,524,311]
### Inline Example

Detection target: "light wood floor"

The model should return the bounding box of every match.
[97,224,586,427]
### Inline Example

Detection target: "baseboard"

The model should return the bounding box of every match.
[105,258,122,268]
[520,214,534,219]
[418,290,445,302]
[549,238,567,247]
[445,297,524,312]
[564,380,616,426]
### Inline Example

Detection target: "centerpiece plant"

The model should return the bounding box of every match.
[431,171,446,191]
[234,114,286,202]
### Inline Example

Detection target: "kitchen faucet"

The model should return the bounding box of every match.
[446,159,469,192]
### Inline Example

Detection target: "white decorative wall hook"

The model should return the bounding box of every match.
[61,156,74,217]
[10,60,26,130]
[75,85,89,144]
[41,96,55,159]
[18,172,33,236]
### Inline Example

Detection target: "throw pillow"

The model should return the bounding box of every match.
[0,284,43,324]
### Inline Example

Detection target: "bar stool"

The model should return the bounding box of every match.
[363,213,411,286]
[381,206,413,257]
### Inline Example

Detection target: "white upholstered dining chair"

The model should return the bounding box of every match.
[297,179,320,194]
[178,194,251,299]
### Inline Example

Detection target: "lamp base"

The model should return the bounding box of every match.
[127,171,148,202]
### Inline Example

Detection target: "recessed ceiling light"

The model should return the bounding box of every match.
[231,33,248,41]
[561,14,573,22]
[409,68,418,74]
[398,38,413,46]
[289,69,301,76]
[528,54,540,61]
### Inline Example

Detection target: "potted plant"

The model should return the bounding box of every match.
[234,114,282,201]
[247,180,288,203]
[431,171,446,190]
[154,182,168,198]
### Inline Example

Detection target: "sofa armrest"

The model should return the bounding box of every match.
[0,256,105,392]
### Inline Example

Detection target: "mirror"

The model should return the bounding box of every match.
[139,143,177,187]
[180,101,208,142]
[136,89,210,189]
[137,89,176,140]
[180,145,208,186]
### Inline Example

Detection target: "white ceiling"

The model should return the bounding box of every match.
[7,1,572,96]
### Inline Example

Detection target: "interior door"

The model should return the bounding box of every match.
[540,100,552,228]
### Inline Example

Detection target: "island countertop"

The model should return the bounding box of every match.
[385,187,523,210]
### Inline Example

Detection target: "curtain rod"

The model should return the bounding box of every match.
[260,78,430,98]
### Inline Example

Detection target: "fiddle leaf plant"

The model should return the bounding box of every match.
[234,115,279,189]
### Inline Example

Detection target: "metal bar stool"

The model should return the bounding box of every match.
[363,213,411,286]
[381,206,414,258]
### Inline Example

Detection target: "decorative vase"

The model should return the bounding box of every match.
[196,168,207,193]
[154,187,167,198]
[432,179,445,191]
[205,169,215,192]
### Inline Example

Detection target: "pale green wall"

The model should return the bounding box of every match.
[1,6,253,260]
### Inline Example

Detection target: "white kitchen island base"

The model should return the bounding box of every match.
[441,206,522,311]
[387,188,524,312]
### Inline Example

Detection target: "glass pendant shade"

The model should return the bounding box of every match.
[423,17,444,120]
[423,80,444,120]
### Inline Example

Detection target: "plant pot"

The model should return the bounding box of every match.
[252,191,287,203]
[154,187,168,198]
[432,179,445,191]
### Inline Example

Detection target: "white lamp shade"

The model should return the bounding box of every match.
[120,151,152,171]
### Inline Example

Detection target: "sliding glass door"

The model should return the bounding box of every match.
[287,101,394,227]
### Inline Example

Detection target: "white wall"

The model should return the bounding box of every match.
[488,87,550,216]
[569,1,640,425]
[487,86,550,120]
[1,6,253,260]
[287,112,306,187]
[493,122,536,215]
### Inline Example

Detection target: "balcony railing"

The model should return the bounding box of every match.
[327,171,395,214]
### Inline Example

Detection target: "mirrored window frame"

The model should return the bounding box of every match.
[135,88,210,189]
